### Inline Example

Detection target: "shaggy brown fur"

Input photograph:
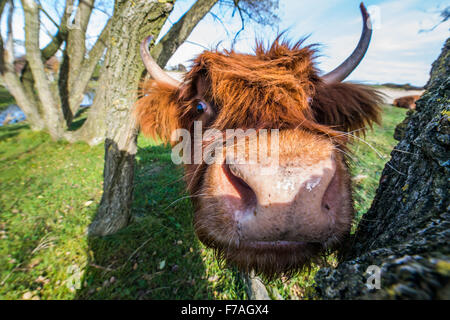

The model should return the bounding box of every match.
[194,131,354,278]
[136,39,382,141]
[135,81,180,142]
[134,38,383,278]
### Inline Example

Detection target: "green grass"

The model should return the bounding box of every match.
[0,86,15,112]
[350,105,408,225]
[0,105,407,300]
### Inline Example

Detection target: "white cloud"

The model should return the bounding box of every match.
[299,0,450,85]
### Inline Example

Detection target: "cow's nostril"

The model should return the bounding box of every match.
[222,164,256,207]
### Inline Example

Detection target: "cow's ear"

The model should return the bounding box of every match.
[134,80,180,143]
[310,82,383,135]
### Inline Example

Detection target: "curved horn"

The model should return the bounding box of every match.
[140,35,181,87]
[322,2,372,83]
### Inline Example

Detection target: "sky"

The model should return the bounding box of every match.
[159,0,449,86]
[2,0,449,86]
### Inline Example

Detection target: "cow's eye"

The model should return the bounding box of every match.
[196,101,207,113]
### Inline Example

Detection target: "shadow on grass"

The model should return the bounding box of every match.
[0,124,29,142]
[0,125,50,162]
[75,144,215,299]
[68,108,90,131]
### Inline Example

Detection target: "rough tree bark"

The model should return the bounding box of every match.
[86,0,176,236]
[313,38,450,299]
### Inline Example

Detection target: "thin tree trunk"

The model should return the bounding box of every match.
[66,0,94,93]
[60,0,95,126]
[22,0,65,139]
[1,70,43,129]
[64,66,109,145]
[60,0,95,120]
[88,0,175,236]
[0,0,43,129]
[68,18,111,117]
[21,0,73,125]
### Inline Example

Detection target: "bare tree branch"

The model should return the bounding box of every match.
[209,11,232,39]
[38,1,60,29]
[92,1,112,18]
[419,6,450,33]
[229,0,279,26]
[4,0,14,65]
[232,0,245,45]
[152,0,220,67]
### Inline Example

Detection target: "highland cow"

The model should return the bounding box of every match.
[393,95,421,110]
[134,3,383,277]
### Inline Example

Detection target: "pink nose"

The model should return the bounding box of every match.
[223,157,337,242]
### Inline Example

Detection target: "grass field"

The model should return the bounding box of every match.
[0,105,407,300]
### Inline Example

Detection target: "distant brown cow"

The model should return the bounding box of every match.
[393,95,421,110]
[14,56,59,74]
[135,4,382,277]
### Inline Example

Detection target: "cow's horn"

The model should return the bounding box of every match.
[140,35,181,87]
[322,2,372,83]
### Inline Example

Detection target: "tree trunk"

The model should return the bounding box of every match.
[22,0,66,139]
[64,64,109,146]
[0,0,43,130]
[18,0,73,129]
[1,69,43,129]
[66,0,94,94]
[313,38,450,299]
[88,0,175,236]
[68,18,112,117]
